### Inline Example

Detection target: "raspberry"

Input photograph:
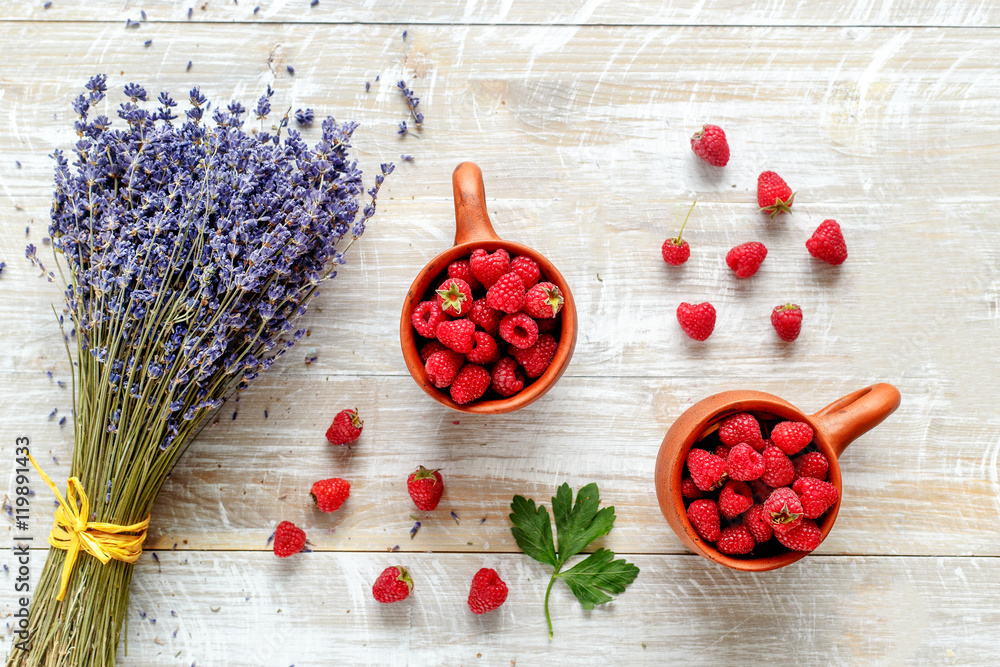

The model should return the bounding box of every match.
[681,477,707,500]
[771,421,813,455]
[491,356,525,397]
[536,316,559,335]
[771,303,803,342]
[690,124,730,167]
[716,524,755,555]
[425,349,465,388]
[750,479,774,503]
[466,331,499,364]
[448,259,481,291]
[726,443,765,481]
[792,477,839,519]
[310,478,350,513]
[467,567,508,615]
[470,248,510,289]
[435,277,474,317]
[523,282,564,319]
[499,312,539,349]
[512,334,557,378]
[718,480,753,519]
[726,242,767,278]
[419,340,447,363]
[407,465,444,511]
[764,487,804,534]
[325,408,363,445]
[436,319,476,354]
[510,256,541,289]
[450,364,491,404]
[774,518,821,551]
[761,444,795,487]
[757,171,794,218]
[718,413,765,450]
[272,521,306,558]
[676,302,716,341]
[715,444,731,459]
[686,499,721,542]
[686,448,727,492]
[468,298,502,335]
[412,300,448,338]
[661,238,690,266]
[806,219,847,265]
[485,272,526,313]
[793,452,829,481]
[372,565,413,603]
[744,504,773,543]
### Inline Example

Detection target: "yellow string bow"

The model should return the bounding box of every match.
[28,453,150,601]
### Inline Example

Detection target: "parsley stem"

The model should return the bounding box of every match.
[544,573,557,639]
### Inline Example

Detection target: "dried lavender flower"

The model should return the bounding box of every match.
[287,65,295,75]
[397,79,424,126]
[397,121,407,136]
[400,154,413,161]
[294,108,314,125]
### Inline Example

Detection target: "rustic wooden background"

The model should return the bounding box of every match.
[2,0,999,664]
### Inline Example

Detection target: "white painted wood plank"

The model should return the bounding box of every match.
[4,0,1000,27]
[4,552,994,665]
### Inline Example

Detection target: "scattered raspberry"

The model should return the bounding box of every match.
[686,448,727,492]
[510,256,541,289]
[806,219,847,265]
[744,504,773,543]
[792,477,839,519]
[326,408,363,445]
[757,171,794,218]
[466,331,500,364]
[718,480,753,519]
[726,443,765,481]
[690,124,730,167]
[793,451,829,481]
[661,237,690,266]
[771,303,803,342]
[718,413,764,450]
[716,524,755,555]
[310,478,350,513]
[681,477,708,500]
[761,444,795,487]
[435,277,474,317]
[499,312,539,349]
[407,466,444,511]
[467,568,508,615]
[412,300,449,338]
[771,421,814,455]
[764,487,804,534]
[485,272,526,313]
[512,334,557,378]
[774,518,821,551]
[676,302,716,341]
[272,521,306,558]
[372,565,413,603]
[436,319,476,354]
[686,499,721,542]
[419,340,447,363]
[491,357,525,397]
[468,298,502,335]
[726,241,767,278]
[448,259,481,291]
[424,349,464,388]
[470,248,511,289]
[523,282,564,319]
[450,364,491,404]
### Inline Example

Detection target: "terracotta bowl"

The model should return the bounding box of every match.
[654,383,901,571]
[399,162,578,414]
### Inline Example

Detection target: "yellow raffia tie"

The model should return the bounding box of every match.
[28,453,150,601]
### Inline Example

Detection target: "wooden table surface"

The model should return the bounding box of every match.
[2,1,999,665]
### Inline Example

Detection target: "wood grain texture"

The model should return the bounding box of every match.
[1,10,999,667]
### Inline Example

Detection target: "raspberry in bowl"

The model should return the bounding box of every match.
[399,162,577,414]
[654,384,900,570]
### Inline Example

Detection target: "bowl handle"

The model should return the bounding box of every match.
[453,162,501,246]
[810,383,901,458]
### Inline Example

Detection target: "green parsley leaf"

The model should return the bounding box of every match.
[509,483,639,638]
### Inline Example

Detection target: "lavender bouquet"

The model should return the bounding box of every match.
[10,76,390,666]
